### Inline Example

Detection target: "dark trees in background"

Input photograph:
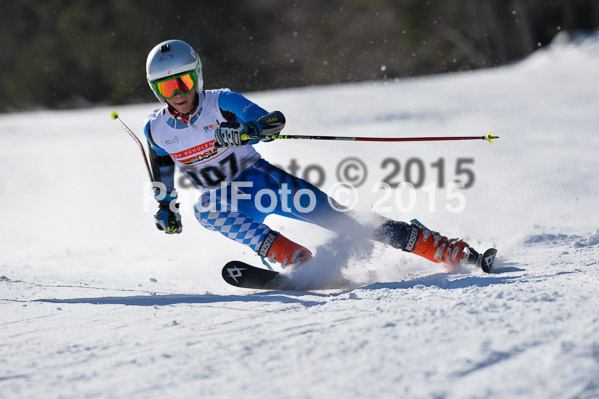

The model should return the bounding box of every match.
[0,0,597,112]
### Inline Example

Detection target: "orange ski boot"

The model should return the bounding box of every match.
[257,231,313,268]
[404,220,471,270]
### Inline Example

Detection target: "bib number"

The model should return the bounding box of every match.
[187,153,239,187]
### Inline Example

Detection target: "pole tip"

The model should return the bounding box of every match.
[110,111,119,120]
[484,132,499,143]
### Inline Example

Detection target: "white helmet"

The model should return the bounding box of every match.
[146,40,203,103]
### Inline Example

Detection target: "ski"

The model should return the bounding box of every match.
[464,247,498,273]
[221,261,356,291]
[479,248,498,273]
[222,261,295,290]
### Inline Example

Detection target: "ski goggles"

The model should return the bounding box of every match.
[151,71,197,99]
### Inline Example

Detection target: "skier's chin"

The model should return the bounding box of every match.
[171,101,192,114]
[167,93,195,114]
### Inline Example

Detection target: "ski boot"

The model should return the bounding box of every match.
[373,218,496,272]
[406,219,498,272]
[257,231,313,268]
[406,219,489,271]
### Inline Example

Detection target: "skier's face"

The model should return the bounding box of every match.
[166,89,197,114]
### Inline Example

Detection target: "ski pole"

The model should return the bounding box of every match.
[243,132,498,143]
[110,111,155,182]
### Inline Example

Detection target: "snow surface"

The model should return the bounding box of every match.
[1,32,599,398]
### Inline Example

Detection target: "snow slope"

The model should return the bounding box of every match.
[1,32,599,398]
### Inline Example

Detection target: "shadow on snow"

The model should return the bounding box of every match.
[34,292,325,307]
[31,262,527,305]
[361,269,524,291]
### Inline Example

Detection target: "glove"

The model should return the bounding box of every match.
[154,190,182,234]
[215,121,258,148]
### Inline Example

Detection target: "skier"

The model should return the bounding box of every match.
[144,39,482,270]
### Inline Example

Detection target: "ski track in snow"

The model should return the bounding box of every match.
[1,32,599,398]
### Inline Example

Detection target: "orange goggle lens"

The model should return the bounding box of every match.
[155,73,195,99]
